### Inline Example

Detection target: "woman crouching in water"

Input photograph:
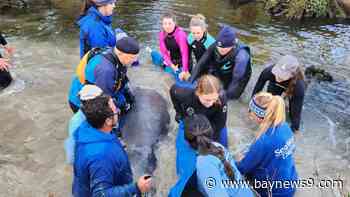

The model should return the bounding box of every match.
[237,92,298,197]
[169,114,254,197]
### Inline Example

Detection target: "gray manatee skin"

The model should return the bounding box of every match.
[122,87,170,177]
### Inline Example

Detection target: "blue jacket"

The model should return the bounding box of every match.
[237,122,298,197]
[64,110,86,165]
[169,122,241,197]
[78,6,116,58]
[68,49,128,109]
[72,121,140,197]
[196,142,255,197]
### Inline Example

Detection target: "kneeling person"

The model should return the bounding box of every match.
[189,26,252,100]
[68,36,139,127]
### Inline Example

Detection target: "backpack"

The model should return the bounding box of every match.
[76,47,117,84]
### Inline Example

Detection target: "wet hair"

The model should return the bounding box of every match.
[184,114,236,181]
[80,0,95,16]
[161,12,177,24]
[195,74,223,105]
[253,92,286,138]
[81,95,113,129]
[285,66,305,97]
[189,14,208,30]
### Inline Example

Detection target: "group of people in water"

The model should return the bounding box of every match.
[63,0,307,196]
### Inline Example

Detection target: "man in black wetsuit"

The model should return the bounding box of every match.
[251,55,306,133]
[0,32,14,89]
[188,25,252,100]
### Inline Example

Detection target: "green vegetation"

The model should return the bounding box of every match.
[264,0,338,19]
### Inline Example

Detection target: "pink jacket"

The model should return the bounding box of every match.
[159,27,189,72]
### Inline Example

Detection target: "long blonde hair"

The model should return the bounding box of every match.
[253,92,286,138]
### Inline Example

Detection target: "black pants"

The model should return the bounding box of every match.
[0,53,12,89]
[0,69,12,89]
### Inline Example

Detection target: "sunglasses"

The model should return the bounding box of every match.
[110,108,121,117]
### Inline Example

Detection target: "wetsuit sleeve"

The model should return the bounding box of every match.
[189,45,214,83]
[237,137,266,175]
[94,61,116,97]
[159,31,173,67]
[176,30,190,72]
[196,156,230,197]
[0,33,7,46]
[169,84,193,117]
[211,95,227,136]
[89,157,140,197]
[226,49,250,99]
[252,66,273,98]
[289,80,305,131]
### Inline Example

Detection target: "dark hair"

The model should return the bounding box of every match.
[285,67,305,96]
[184,114,235,181]
[80,0,96,16]
[81,95,113,129]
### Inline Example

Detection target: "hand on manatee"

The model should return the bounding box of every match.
[179,71,191,81]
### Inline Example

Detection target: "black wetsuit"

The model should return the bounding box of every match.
[189,42,252,100]
[0,33,12,89]
[189,32,210,63]
[170,84,227,142]
[252,65,306,132]
[165,27,182,68]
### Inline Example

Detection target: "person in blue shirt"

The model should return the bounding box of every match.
[188,25,252,100]
[236,92,298,197]
[169,114,254,197]
[78,0,117,58]
[72,92,152,197]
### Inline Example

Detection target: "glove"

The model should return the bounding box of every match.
[120,102,132,116]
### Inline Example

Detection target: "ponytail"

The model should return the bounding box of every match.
[285,66,305,96]
[184,114,235,181]
[252,92,286,138]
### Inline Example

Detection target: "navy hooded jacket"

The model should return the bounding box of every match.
[78,6,116,58]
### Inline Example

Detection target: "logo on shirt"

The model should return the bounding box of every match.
[274,137,296,159]
[186,107,195,116]
[223,105,227,113]
[221,62,232,71]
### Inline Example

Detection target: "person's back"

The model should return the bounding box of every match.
[240,122,298,182]
[73,121,135,196]
[237,92,298,197]
[196,142,254,197]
